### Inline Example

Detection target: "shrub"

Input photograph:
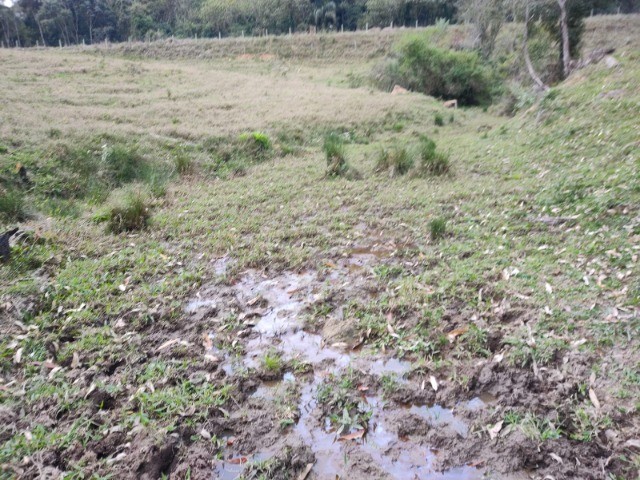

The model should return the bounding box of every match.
[413,136,450,177]
[375,145,414,177]
[97,186,152,233]
[434,113,445,127]
[373,37,497,105]
[429,217,447,241]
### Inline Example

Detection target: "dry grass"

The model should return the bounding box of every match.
[0,48,439,147]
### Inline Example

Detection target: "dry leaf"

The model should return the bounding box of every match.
[446,326,469,343]
[488,420,503,439]
[589,388,601,410]
[157,339,180,351]
[493,353,504,363]
[71,352,80,369]
[247,296,261,307]
[429,376,439,391]
[545,282,553,294]
[357,385,369,392]
[227,457,248,465]
[199,429,211,440]
[624,439,640,449]
[549,453,563,464]
[202,333,213,350]
[297,463,314,480]
[13,348,22,364]
[118,284,127,292]
[338,429,365,441]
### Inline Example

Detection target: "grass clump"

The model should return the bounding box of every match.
[101,143,147,185]
[263,350,283,373]
[375,144,414,177]
[238,131,272,161]
[429,217,447,241]
[96,185,152,233]
[0,188,26,221]
[413,136,450,177]
[323,133,360,179]
[434,113,445,127]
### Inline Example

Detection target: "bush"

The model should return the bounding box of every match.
[375,145,414,177]
[373,37,497,105]
[97,186,152,233]
[413,136,450,177]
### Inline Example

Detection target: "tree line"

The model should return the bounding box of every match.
[0,0,636,47]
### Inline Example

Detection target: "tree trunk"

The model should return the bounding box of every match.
[523,3,549,91]
[36,19,46,46]
[557,0,571,77]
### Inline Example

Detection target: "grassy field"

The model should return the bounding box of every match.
[0,14,639,480]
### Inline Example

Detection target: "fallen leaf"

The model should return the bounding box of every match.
[247,296,261,307]
[338,429,365,441]
[202,333,213,350]
[227,457,248,465]
[13,348,22,364]
[297,462,314,480]
[624,439,640,449]
[545,282,553,294]
[118,284,126,292]
[549,453,563,464]
[157,339,180,351]
[493,353,504,363]
[199,429,211,440]
[357,385,369,392]
[71,352,80,369]
[429,376,439,391]
[204,354,220,363]
[488,420,503,439]
[446,326,469,343]
[226,437,236,446]
[589,388,601,410]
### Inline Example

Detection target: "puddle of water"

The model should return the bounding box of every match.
[214,452,271,480]
[466,392,498,411]
[366,357,413,378]
[243,329,352,373]
[236,271,318,336]
[184,298,217,315]
[251,372,296,399]
[407,404,469,438]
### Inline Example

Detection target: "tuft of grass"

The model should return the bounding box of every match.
[434,113,445,126]
[238,131,272,161]
[173,152,193,175]
[263,350,283,372]
[413,136,450,177]
[0,188,26,221]
[96,186,152,233]
[323,133,360,179]
[375,144,414,177]
[429,217,447,241]
[101,143,147,185]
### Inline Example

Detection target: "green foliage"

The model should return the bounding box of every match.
[238,131,272,161]
[434,112,445,126]
[375,37,497,105]
[101,143,147,185]
[263,350,283,372]
[375,144,413,177]
[429,217,446,241]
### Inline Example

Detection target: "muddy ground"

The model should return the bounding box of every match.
[5,229,630,480]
